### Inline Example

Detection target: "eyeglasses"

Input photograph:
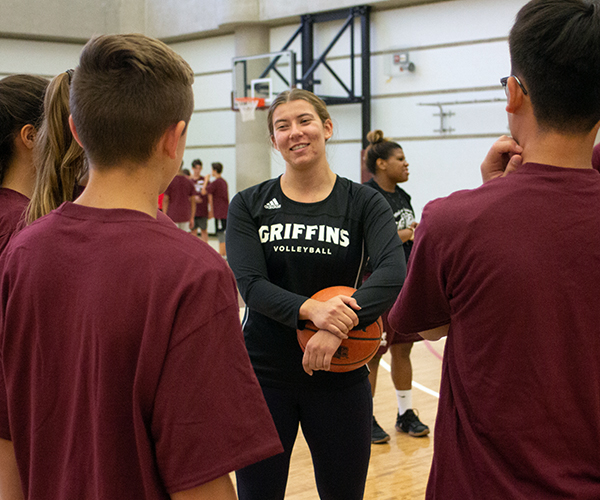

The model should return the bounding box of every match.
[500,75,528,96]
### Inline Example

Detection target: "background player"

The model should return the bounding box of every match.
[363,129,429,442]
[389,1,600,497]
[203,161,228,257]
[0,34,281,500]
[190,158,209,242]
[163,162,196,231]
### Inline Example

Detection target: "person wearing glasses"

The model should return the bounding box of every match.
[388,0,600,498]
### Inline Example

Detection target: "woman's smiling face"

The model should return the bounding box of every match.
[270,99,333,170]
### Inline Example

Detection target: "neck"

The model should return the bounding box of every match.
[1,158,36,198]
[372,173,397,192]
[74,161,162,218]
[280,162,336,203]
[518,123,599,169]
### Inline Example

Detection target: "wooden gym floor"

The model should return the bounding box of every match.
[233,295,445,500]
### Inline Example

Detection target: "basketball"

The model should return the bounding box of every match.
[297,285,383,373]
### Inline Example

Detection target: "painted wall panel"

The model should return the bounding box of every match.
[0,39,83,77]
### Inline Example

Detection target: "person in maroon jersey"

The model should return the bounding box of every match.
[163,163,196,231]
[389,1,600,498]
[0,34,281,500]
[0,74,48,255]
[190,159,209,242]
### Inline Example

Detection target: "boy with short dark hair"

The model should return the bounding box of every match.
[0,34,281,500]
[389,1,600,498]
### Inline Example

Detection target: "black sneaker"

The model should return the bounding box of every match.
[395,409,430,437]
[371,416,391,444]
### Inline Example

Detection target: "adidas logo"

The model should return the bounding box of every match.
[264,198,281,210]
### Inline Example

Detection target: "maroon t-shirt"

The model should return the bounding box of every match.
[389,163,600,499]
[192,176,209,218]
[0,202,282,499]
[206,177,229,219]
[0,188,28,256]
[164,175,195,223]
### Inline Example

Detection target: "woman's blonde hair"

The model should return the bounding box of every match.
[26,72,86,223]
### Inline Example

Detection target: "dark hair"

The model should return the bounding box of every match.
[0,74,49,184]
[211,162,223,174]
[26,72,86,223]
[267,89,331,138]
[182,168,191,176]
[509,0,600,134]
[70,34,194,167]
[191,158,202,167]
[364,129,402,175]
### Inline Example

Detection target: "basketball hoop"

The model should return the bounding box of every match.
[235,97,265,122]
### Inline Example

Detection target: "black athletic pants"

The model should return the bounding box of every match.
[236,378,372,500]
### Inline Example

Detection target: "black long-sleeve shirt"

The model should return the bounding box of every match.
[226,176,405,389]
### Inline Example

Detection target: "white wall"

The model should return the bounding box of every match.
[269,0,528,217]
[170,35,238,198]
[1,0,532,220]
[0,39,83,78]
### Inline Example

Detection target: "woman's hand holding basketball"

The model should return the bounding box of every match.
[302,330,343,376]
[300,296,361,339]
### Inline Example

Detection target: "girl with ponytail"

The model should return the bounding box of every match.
[363,129,430,442]
[26,71,86,223]
[0,74,48,254]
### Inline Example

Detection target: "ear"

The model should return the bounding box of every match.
[505,76,524,114]
[160,121,187,159]
[68,115,85,148]
[19,124,37,150]
[323,118,333,141]
[270,134,280,152]
[376,157,387,171]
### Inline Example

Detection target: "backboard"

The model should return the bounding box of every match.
[232,50,297,110]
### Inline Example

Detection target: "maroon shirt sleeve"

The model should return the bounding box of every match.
[388,200,451,335]
[151,267,283,493]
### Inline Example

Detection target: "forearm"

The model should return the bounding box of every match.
[398,227,414,243]
[237,274,307,329]
[355,194,406,325]
[0,439,24,500]
[190,199,197,219]
[170,474,236,500]
[419,323,449,341]
[207,195,213,217]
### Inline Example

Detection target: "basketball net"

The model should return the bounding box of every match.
[235,97,265,122]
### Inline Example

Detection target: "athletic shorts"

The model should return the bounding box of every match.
[193,216,207,231]
[376,309,423,356]
[175,221,191,232]
[215,218,227,233]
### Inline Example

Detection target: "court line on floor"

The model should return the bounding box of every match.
[379,360,440,399]
[424,340,444,361]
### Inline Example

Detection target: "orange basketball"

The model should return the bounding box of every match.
[297,286,382,373]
